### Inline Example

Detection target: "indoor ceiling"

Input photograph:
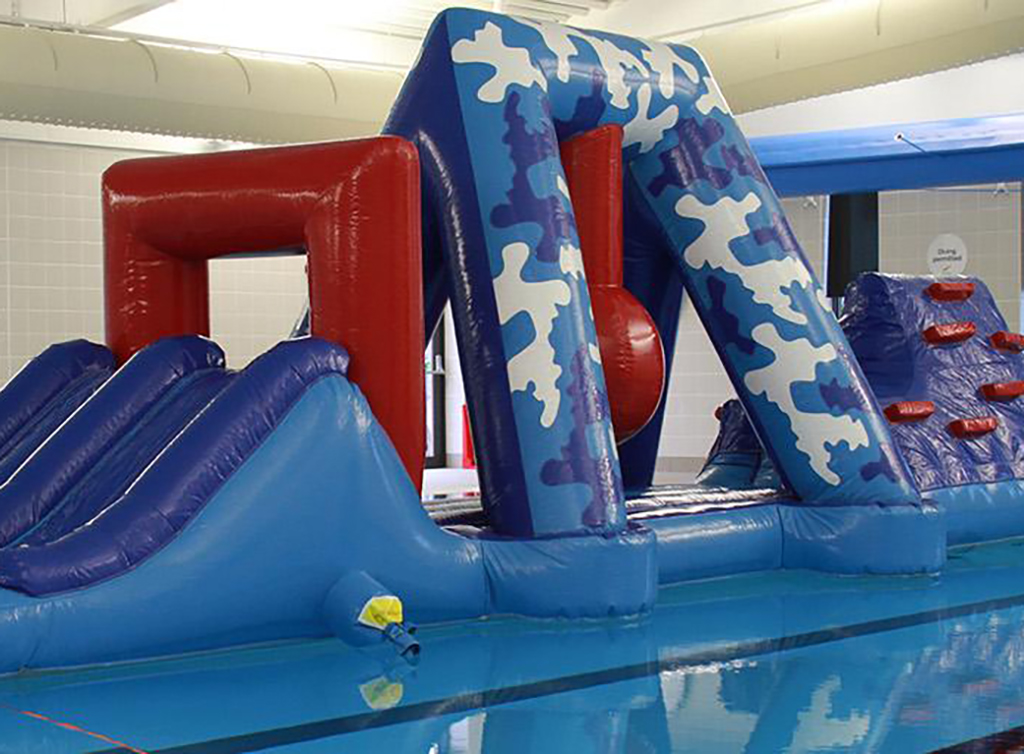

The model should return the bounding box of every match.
[1,0,1021,137]
[0,1,619,68]
[0,0,860,69]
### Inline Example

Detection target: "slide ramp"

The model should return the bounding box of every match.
[0,338,483,671]
[0,337,655,672]
[0,336,229,549]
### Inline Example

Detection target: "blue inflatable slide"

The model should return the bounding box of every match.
[0,9,1017,673]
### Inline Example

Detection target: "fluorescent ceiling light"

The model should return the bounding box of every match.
[114,0,605,68]
[114,0,437,67]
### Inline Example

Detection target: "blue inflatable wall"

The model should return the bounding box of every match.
[843,274,1024,544]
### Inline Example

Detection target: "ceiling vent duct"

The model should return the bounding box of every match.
[0,22,404,143]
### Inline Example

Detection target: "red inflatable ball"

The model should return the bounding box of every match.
[591,287,665,443]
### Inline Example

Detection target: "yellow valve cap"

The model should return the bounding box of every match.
[357,595,404,631]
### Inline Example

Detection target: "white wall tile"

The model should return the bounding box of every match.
[878,185,1022,331]
[208,255,307,370]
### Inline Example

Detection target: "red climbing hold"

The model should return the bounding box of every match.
[884,401,935,423]
[980,381,1024,401]
[948,416,998,438]
[923,322,976,345]
[926,281,975,302]
[991,331,1024,353]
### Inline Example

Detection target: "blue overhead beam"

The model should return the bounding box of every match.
[749,114,1024,197]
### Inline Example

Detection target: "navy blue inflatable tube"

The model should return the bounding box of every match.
[0,340,113,484]
[0,336,224,548]
[20,370,235,547]
[0,339,112,451]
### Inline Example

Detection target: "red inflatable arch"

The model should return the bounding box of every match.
[102,138,425,488]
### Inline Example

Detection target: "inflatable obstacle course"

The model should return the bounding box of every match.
[0,9,1009,673]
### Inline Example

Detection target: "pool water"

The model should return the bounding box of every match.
[4,540,1024,753]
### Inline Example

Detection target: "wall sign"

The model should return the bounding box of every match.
[927,233,968,275]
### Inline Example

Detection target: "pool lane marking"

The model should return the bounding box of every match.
[90,589,1024,754]
[0,702,150,753]
[927,722,1024,752]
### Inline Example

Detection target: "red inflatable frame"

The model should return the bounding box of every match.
[102,138,425,488]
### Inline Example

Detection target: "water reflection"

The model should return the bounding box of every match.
[3,542,1024,752]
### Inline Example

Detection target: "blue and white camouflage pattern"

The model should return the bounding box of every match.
[386,9,918,538]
